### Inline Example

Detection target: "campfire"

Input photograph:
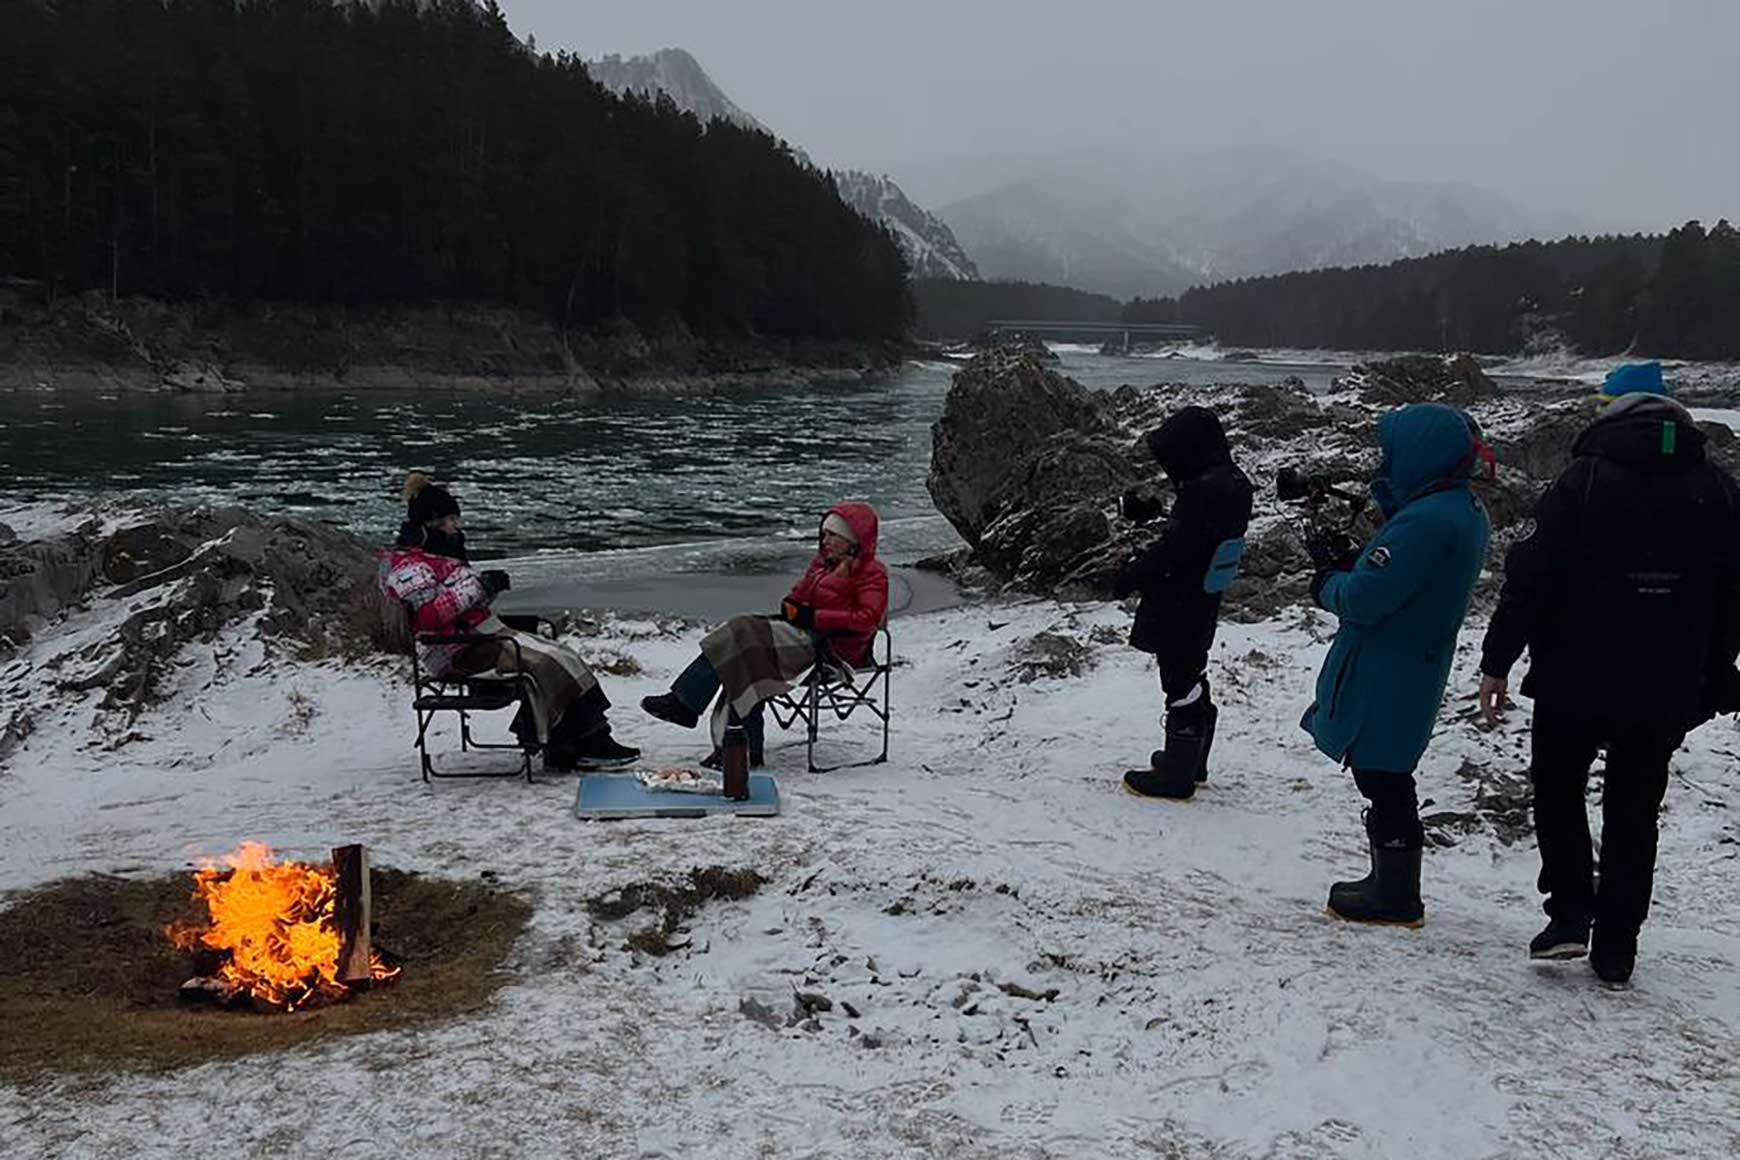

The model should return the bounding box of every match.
[167,842,399,1011]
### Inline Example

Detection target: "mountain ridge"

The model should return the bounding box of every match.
[585,48,979,281]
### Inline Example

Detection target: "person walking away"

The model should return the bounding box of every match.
[1115,406,1254,799]
[1304,403,1490,926]
[1478,362,1740,984]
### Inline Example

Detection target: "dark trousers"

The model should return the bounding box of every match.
[1353,769,1422,849]
[671,654,765,753]
[1530,704,1678,935]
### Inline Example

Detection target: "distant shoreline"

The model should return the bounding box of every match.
[0,291,907,397]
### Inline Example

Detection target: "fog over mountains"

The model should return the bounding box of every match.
[588,49,1581,298]
[586,49,978,281]
[919,147,1583,298]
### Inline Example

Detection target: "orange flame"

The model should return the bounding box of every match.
[167,841,397,1011]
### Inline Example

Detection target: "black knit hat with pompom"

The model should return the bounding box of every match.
[403,471,460,524]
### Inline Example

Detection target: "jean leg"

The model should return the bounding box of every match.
[671,654,722,713]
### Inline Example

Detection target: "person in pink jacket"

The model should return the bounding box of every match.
[380,473,638,771]
[642,503,888,768]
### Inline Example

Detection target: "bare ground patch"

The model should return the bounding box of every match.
[0,868,531,1080]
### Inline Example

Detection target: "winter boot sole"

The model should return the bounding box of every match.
[571,754,638,772]
[1324,904,1424,929]
[1529,942,1590,962]
[1123,772,1195,801]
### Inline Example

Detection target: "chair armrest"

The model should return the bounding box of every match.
[415,632,496,646]
[497,614,549,633]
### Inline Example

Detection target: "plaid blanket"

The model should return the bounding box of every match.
[700,614,837,722]
[452,616,602,744]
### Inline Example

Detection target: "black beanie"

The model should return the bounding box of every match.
[403,471,460,525]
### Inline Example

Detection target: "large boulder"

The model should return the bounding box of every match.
[1354,353,1499,408]
[928,350,1117,547]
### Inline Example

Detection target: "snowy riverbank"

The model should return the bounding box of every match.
[3,590,1737,1158]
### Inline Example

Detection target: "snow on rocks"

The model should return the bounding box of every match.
[2,584,1738,1157]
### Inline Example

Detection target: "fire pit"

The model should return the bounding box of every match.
[0,854,531,1078]
[167,842,399,1012]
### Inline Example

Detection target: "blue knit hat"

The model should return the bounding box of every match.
[1600,361,1666,398]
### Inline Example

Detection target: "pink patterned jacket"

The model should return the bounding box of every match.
[378,547,493,677]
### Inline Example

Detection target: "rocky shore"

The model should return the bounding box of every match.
[0,289,903,395]
[924,348,1740,617]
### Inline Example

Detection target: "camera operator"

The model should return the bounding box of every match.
[1302,404,1490,927]
[1477,363,1740,984]
[1113,406,1253,799]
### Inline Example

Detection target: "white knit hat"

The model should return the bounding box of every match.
[821,512,857,544]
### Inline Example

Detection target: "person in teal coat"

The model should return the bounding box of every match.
[1302,402,1491,926]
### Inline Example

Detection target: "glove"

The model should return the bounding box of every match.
[1120,487,1167,525]
[1111,558,1139,600]
[1309,568,1336,608]
[1305,530,1358,573]
[479,569,512,598]
[780,599,816,630]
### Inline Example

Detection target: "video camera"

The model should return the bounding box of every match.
[1275,466,1366,509]
[1276,465,1371,571]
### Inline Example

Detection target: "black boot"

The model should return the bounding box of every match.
[1589,926,1637,986]
[1125,701,1210,800]
[641,692,700,729]
[1529,913,1591,961]
[1327,834,1425,927]
[568,727,640,772]
[702,744,765,771]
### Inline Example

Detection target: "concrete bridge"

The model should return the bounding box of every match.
[984,319,1201,353]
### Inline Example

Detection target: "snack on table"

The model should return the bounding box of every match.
[637,767,725,795]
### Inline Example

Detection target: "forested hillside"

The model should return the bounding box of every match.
[1126,224,1740,358]
[0,0,912,343]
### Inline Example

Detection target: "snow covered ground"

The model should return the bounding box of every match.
[3,592,1738,1158]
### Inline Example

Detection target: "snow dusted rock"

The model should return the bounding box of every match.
[1347,353,1500,408]
[927,350,1122,551]
[4,506,393,720]
[0,517,106,654]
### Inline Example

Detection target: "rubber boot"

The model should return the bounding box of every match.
[1125,701,1210,800]
[1327,838,1425,927]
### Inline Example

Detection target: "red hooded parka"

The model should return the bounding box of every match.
[785,502,889,666]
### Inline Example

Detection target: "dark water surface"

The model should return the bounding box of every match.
[0,351,1352,613]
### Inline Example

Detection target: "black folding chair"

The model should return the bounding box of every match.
[404,612,546,783]
[767,624,893,773]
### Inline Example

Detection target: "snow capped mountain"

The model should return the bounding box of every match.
[833,172,979,281]
[586,48,770,134]
[586,49,979,281]
[932,146,1581,297]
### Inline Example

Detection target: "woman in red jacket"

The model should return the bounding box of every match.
[642,502,888,768]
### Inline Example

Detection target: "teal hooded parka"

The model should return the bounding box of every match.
[1302,403,1491,773]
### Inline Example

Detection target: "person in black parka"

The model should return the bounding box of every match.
[1114,406,1254,799]
[1479,364,1740,985]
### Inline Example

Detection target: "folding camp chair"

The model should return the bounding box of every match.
[404,611,547,783]
[767,623,893,773]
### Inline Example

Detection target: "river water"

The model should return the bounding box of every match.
[0,350,1353,615]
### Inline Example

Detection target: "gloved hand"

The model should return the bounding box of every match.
[1309,568,1336,608]
[1305,529,1358,573]
[479,569,512,598]
[780,599,817,630]
[1120,487,1167,525]
[1111,558,1139,600]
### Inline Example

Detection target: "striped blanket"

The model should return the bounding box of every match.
[700,614,838,727]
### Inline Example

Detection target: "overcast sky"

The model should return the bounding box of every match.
[501,0,1736,229]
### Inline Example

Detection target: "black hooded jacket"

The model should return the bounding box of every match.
[1481,395,1740,727]
[1115,406,1254,660]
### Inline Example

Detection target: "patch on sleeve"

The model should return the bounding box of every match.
[1366,546,1393,570]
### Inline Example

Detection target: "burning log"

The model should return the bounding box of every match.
[166,841,399,1011]
[331,844,372,985]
